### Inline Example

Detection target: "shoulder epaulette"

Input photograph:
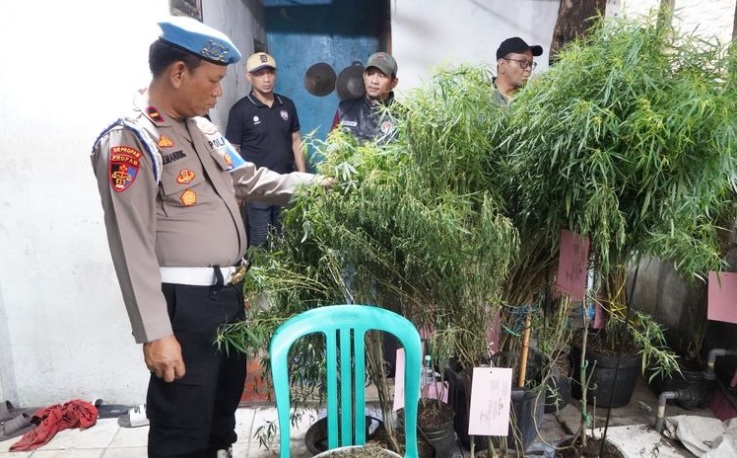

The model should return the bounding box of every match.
[92,119,163,184]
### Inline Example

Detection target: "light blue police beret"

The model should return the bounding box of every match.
[158,16,242,65]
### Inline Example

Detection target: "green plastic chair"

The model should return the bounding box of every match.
[269,304,422,458]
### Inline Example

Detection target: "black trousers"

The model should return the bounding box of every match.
[147,282,246,458]
[245,202,282,249]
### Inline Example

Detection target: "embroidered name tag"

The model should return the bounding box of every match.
[162,150,187,165]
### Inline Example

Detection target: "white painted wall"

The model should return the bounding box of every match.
[618,0,734,43]
[0,0,263,407]
[0,0,734,409]
[391,0,561,93]
[392,0,735,94]
[673,0,735,44]
[204,0,266,128]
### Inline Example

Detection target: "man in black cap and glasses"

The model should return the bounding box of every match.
[494,37,543,105]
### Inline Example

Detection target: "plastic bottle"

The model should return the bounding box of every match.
[422,355,434,387]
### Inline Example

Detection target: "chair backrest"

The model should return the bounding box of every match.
[269,304,421,458]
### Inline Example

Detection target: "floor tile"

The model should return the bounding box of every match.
[30,449,104,458]
[288,437,311,457]
[230,441,249,457]
[245,440,282,457]
[107,425,148,448]
[34,419,118,451]
[290,409,319,437]
[0,452,31,458]
[249,407,280,450]
[101,446,148,458]
[0,437,23,454]
[234,407,256,445]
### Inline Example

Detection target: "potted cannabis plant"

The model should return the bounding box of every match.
[218,65,519,456]
[492,8,737,456]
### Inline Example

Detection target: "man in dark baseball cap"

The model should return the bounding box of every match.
[494,37,543,105]
[330,51,401,143]
[365,51,398,79]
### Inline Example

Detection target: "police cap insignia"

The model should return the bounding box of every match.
[157,16,241,65]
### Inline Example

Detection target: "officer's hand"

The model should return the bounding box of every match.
[320,177,337,188]
[143,335,186,383]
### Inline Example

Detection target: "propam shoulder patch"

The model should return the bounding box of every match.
[109,146,142,192]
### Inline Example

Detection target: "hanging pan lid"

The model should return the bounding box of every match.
[304,62,337,97]
[336,61,365,101]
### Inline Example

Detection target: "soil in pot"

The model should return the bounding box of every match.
[556,437,625,458]
[313,444,401,457]
[473,449,533,457]
[398,398,456,458]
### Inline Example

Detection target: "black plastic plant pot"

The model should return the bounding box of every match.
[445,363,544,452]
[571,345,641,408]
[646,359,714,410]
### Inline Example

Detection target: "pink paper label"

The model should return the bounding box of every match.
[708,271,737,324]
[555,229,589,301]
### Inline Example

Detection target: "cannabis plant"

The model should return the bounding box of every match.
[492,10,737,448]
[219,66,519,451]
[503,13,737,283]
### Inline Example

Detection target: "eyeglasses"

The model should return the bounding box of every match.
[503,58,537,70]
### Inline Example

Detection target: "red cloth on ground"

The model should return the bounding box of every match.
[10,399,98,451]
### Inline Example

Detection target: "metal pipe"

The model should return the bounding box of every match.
[703,349,737,381]
[654,389,692,433]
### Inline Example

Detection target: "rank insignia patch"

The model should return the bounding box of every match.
[180,189,197,206]
[157,136,174,148]
[147,106,164,123]
[176,169,195,185]
[109,146,142,192]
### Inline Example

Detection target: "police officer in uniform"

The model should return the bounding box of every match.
[91,16,330,458]
[330,52,400,143]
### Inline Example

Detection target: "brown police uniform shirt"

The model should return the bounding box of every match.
[91,89,316,344]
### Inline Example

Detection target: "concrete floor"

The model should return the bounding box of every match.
[553,374,715,457]
[0,374,720,457]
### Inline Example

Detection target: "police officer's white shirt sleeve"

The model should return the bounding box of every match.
[91,128,172,343]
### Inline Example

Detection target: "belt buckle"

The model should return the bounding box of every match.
[229,259,250,285]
